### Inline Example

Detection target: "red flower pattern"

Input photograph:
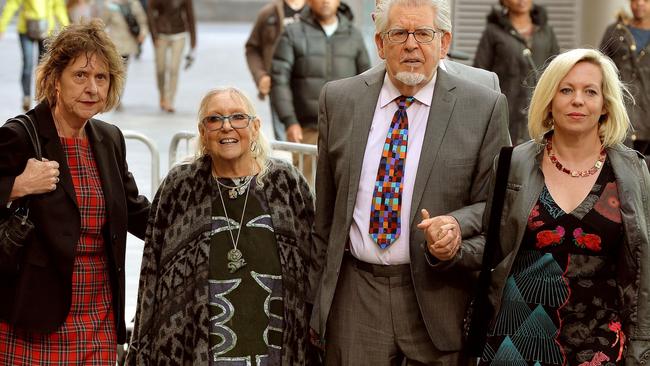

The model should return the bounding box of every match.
[527,204,544,229]
[536,226,565,249]
[573,228,602,252]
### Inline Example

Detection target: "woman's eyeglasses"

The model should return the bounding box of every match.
[202,113,255,131]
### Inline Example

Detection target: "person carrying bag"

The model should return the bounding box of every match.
[0,115,41,273]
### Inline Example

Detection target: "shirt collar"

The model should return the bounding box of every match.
[379,70,437,109]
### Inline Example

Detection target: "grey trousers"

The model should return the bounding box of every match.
[324,254,471,366]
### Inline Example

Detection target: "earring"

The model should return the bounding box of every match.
[250,140,258,153]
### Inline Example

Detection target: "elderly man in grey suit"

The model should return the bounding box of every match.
[309,0,510,364]
[373,0,501,93]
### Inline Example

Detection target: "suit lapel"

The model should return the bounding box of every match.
[35,103,78,207]
[409,69,457,225]
[346,66,385,222]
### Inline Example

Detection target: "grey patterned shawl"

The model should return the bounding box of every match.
[125,156,315,365]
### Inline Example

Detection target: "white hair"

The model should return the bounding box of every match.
[374,0,452,34]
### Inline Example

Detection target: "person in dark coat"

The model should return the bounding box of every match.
[600,0,650,155]
[474,0,559,144]
[0,20,150,365]
[245,0,305,141]
[270,0,370,145]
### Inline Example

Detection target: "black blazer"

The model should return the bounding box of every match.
[0,102,150,344]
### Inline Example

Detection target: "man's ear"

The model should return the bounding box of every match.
[440,31,452,59]
[375,33,386,60]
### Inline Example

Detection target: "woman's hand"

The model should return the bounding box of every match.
[10,158,60,200]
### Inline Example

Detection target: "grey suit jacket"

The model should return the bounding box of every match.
[443,59,501,92]
[310,64,510,351]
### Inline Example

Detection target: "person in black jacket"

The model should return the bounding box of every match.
[0,20,150,365]
[474,0,559,144]
[600,0,650,154]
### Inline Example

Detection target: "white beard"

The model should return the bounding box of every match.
[395,72,426,86]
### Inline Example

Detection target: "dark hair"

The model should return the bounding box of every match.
[35,19,125,111]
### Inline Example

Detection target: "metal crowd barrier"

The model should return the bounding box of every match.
[123,130,160,196]
[168,131,318,187]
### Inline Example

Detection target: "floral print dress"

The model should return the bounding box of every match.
[480,161,625,366]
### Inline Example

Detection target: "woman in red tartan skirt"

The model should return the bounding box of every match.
[0,20,150,365]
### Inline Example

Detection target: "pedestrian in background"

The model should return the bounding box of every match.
[474,48,650,365]
[601,0,650,155]
[126,87,316,365]
[101,0,149,109]
[67,0,96,23]
[245,0,305,141]
[0,0,69,112]
[0,20,150,365]
[271,0,370,183]
[474,0,559,144]
[147,0,196,113]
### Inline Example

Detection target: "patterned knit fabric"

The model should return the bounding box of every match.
[369,96,414,249]
[0,137,115,365]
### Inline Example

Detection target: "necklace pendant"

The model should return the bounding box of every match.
[227,248,246,273]
[228,188,238,199]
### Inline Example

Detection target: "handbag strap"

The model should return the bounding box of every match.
[6,114,43,213]
[8,114,42,160]
[481,146,514,272]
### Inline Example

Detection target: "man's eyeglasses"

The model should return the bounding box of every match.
[202,113,255,130]
[383,28,439,44]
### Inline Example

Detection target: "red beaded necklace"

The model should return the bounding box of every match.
[545,135,606,178]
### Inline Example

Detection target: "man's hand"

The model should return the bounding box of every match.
[417,209,462,261]
[10,158,60,200]
[286,124,303,143]
[257,75,271,96]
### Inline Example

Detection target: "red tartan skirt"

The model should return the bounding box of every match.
[0,137,116,365]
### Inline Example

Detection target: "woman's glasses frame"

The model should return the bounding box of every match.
[202,113,256,131]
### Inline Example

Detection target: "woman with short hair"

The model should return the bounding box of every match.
[0,20,150,364]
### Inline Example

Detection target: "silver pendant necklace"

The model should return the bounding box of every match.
[216,177,251,273]
[215,176,253,199]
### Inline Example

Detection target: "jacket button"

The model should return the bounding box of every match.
[112,234,117,241]
[631,44,637,52]
[117,267,123,273]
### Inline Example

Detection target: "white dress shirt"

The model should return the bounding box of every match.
[349,72,437,265]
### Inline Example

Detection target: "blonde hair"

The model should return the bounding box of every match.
[35,19,125,111]
[195,87,271,183]
[528,48,631,147]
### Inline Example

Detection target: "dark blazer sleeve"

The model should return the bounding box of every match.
[0,120,37,206]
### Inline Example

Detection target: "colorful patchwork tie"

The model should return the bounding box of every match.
[369,96,415,249]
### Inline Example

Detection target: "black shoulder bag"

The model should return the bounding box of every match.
[464,146,514,357]
[0,115,42,272]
